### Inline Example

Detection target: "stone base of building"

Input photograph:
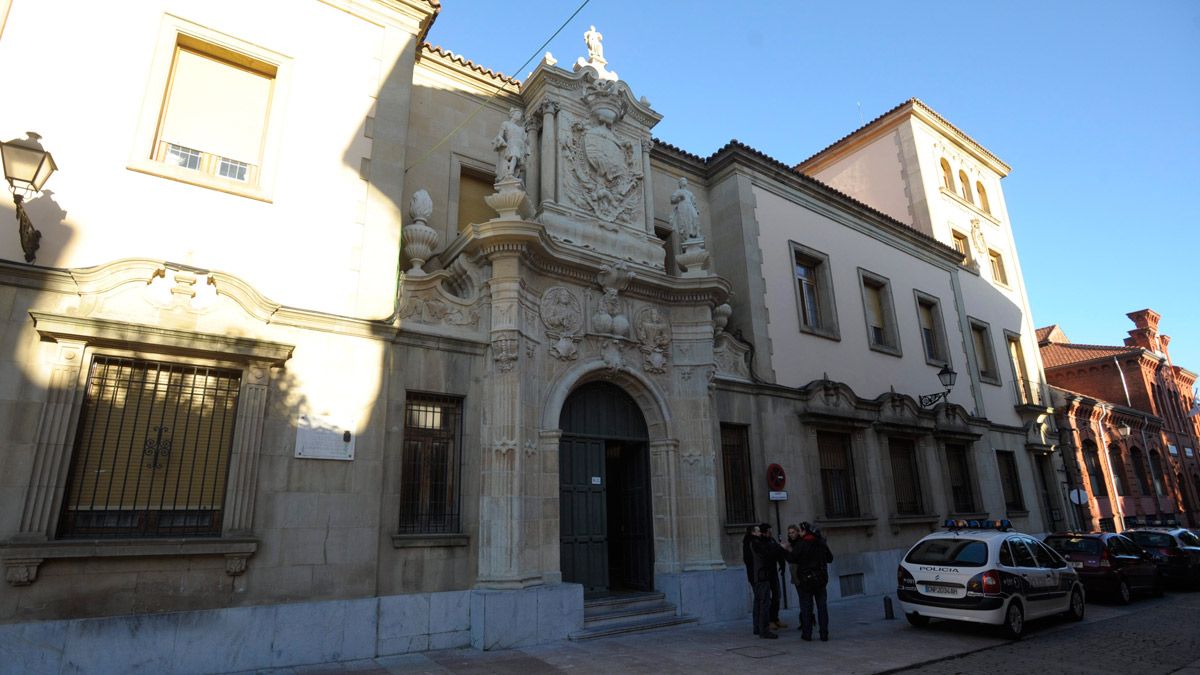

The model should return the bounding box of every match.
[0,584,584,674]
[656,567,750,624]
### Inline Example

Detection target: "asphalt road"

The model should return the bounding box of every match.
[890,590,1200,674]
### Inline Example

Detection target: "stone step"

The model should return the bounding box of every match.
[583,591,666,614]
[581,602,680,630]
[568,614,698,641]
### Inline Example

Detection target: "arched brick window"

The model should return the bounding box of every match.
[940,158,954,191]
[975,181,991,213]
[1083,440,1107,497]
[1109,444,1128,496]
[958,170,973,203]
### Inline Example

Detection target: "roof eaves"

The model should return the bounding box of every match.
[420,43,522,87]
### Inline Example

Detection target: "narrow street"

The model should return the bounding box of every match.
[891,591,1200,674]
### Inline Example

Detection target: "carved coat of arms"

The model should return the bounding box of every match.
[561,79,643,228]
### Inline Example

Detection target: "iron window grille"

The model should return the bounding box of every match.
[818,431,860,518]
[1082,441,1108,497]
[996,451,1025,511]
[398,393,463,534]
[888,437,924,515]
[58,356,241,539]
[945,444,976,513]
[720,424,756,525]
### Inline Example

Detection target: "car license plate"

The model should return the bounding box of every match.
[923,585,955,595]
[1070,561,1083,568]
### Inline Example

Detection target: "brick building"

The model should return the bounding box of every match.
[1041,310,1200,530]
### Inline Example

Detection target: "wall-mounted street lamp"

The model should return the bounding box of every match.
[1,132,57,263]
[919,364,958,407]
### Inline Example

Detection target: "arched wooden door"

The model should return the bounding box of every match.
[558,381,653,594]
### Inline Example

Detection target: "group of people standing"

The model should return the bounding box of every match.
[743,522,833,641]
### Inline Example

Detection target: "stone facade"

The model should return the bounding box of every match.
[0,1,1069,666]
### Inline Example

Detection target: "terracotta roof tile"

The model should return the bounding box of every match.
[420,43,521,87]
[665,138,961,258]
[1035,325,1056,343]
[1040,342,1140,370]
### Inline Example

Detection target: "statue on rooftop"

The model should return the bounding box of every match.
[584,25,605,64]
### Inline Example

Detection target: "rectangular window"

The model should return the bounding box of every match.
[951,231,970,262]
[1005,331,1036,404]
[914,291,949,365]
[457,167,496,234]
[791,242,839,340]
[399,393,463,534]
[818,431,859,518]
[888,437,924,515]
[988,249,1008,285]
[996,451,1025,511]
[153,40,275,187]
[720,424,756,524]
[945,443,976,514]
[59,357,241,539]
[839,573,864,597]
[858,269,900,355]
[970,318,1000,385]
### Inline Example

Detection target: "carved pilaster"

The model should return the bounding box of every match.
[16,340,85,541]
[641,137,655,234]
[650,439,680,574]
[539,100,559,208]
[4,557,42,586]
[222,362,271,535]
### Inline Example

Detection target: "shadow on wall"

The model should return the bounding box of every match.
[0,187,72,267]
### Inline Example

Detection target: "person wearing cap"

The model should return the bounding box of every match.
[748,522,785,639]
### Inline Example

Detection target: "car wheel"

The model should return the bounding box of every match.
[1117,579,1132,605]
[906,612,930,627]
[1064,587,1085,621]
[1003,601,1024,639]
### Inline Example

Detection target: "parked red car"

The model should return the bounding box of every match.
[1124,528,1200,589]
[1043,533,1161,604]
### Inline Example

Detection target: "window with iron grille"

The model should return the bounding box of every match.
[818,431,859,518]
[1098,517,1116,533]
[1109,445,1129,496]
[399,393,463,534]
[1082,441,1108,497]
[945,443,976,513]
[888,437,923,515]
[839,573,864,597]
[720,424,756,525]
[1131,447,1153,496]
[996,451,1025,511]
[58,356,241,539]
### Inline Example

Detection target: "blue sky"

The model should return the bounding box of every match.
[427,1,1200,375]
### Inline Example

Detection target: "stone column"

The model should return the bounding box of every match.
[477,250,541,588]
[539,101,558,208]
[675,389,725,571]
[524,113,540,206]
[641,137,655,234]
[15,340,85,541]
[223,361,272,535]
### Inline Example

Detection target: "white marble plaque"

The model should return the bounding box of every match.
[295,413,356,460]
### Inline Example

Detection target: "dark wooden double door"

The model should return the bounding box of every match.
[558,382,653,594]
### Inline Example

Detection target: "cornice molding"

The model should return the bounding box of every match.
[317,0,439,35]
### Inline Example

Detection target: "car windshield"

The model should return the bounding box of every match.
[1179,531,1200,547]
[905,538,989,567]
[1045,536,1101,555]
[1128,531,1174,548]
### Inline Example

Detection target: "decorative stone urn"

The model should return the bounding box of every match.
[403,189,439,276]
[484,176,529,221]
[677,238,710,277]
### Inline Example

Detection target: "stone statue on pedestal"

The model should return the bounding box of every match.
[670,177,700,240]
[493,108,528,184]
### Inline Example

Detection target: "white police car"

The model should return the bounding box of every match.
[896,519,1085,638]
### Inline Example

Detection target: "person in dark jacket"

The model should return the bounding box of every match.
[741,524,785,629]
[787,521,833,641]
[748,523,785,639]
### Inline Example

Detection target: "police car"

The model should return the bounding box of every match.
[896,519,1085,638]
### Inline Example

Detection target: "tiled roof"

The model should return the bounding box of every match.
[1040,342,1140,370]
[420,43,521,87]
[795,98,1010,174]
[1035,325,1056,343]
[649,137,961,259]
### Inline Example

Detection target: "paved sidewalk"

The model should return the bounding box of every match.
[229,592,1143,675]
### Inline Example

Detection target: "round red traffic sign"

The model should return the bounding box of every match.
[766,463,786,491]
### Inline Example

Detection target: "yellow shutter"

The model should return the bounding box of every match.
[159,47,273,163]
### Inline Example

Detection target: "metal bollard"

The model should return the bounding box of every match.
[883,595,895,620]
